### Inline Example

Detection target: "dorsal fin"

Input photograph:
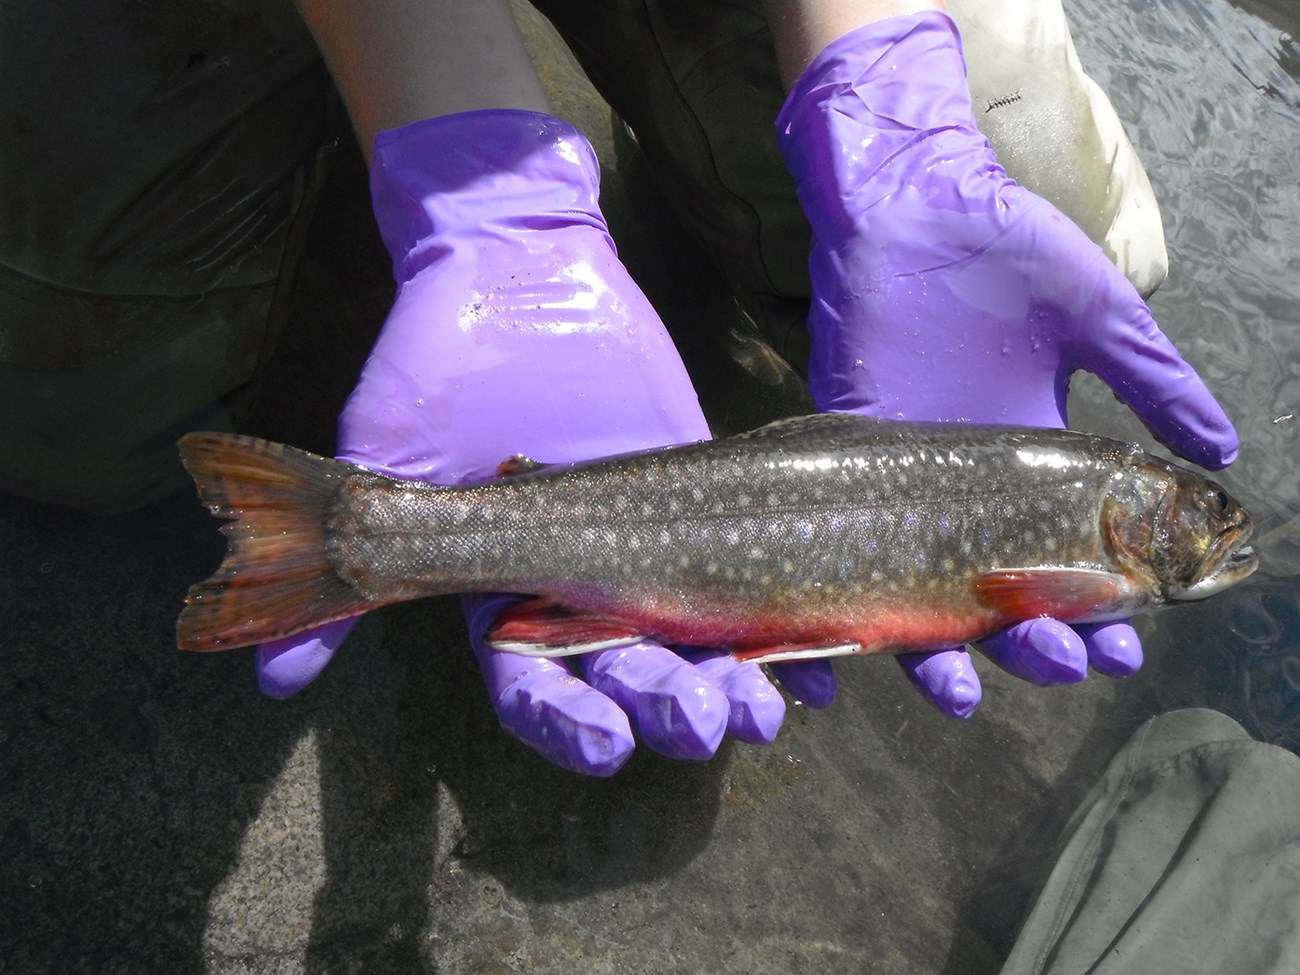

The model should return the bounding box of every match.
[496,454,548,478]
[730,413,878,441]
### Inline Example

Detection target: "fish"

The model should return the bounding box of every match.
[175,413,1258,663]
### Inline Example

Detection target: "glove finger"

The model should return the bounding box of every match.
[579,644,730,761]
[481,656,636,777]
[1075,620,1144,677]
[679,650,787,745]
[257,617,358,699]
[1078,261,1238,469]
[464,594,635,776]
[768,660,837,709]
[977,618,1088,685]
[895,648,982,719]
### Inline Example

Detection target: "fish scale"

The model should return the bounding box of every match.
[334,422,1117,604]
[175,413,1257,659]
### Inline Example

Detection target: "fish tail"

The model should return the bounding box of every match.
[176,432,380,651]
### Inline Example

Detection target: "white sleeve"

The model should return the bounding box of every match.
[952,0,1169,297]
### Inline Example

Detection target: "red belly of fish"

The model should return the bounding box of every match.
[491,587,1010,661]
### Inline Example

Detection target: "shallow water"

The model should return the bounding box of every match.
[1062,0,1300,751]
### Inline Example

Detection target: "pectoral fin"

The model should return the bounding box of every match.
[972,568,1139,622]
[486,598,647,656]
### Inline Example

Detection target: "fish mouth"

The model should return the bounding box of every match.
[1168,523,1258,602]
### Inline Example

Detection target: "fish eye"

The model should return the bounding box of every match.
[1208,487,1230,515]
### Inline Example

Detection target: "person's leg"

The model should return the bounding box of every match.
[1001,709,1300,975]
[1,0,338,511]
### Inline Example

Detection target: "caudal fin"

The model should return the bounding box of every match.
[176,433,381,651]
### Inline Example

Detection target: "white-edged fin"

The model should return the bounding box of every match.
[971,567,1140,621]
[485,596,649,656]
[733,642,863,664]
[488,635,647,657]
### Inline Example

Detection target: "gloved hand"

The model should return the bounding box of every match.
[253,110,834,774]
[775,11,1238,716]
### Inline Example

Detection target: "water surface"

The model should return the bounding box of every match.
[1066,0,1300,751]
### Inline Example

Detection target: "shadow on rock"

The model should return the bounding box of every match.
[383,600,731,897]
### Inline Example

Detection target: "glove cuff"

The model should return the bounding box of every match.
[777,10,972,135]
[370,110,610,285]
[775,11,989,216]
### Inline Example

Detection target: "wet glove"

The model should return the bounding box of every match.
[775,11,1238,715]
[253,110,834,774]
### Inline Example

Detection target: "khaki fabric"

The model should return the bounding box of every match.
[0,0,337,510]
[1001,709,1300,975]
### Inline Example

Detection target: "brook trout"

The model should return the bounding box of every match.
[176,413,1257,662]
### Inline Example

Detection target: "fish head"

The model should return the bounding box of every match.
[1104,458,1257,604]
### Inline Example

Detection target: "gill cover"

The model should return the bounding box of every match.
[1101,460,1171,594]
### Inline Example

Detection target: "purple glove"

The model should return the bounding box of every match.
[775,12,1238,716]
[255,110,833,774]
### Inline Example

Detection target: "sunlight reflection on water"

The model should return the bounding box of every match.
[1066,0,1300,749]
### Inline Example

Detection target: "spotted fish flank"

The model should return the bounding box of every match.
[175,413,1257,661]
